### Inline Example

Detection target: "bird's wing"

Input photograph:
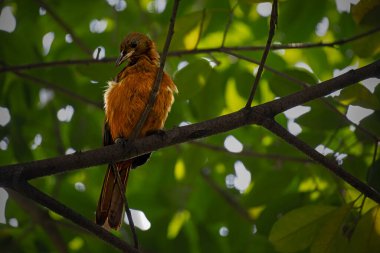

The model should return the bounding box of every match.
[103,121,113,146]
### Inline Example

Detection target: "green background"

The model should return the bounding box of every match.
[1,0,380,252]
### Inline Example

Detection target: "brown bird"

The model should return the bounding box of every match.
[96,32,177,230]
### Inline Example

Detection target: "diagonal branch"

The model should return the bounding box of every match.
[33,0,92,55]
[16,183,138,253]
[13,70,102,109]
[261,119,380,203]
[1,60,378,199]
[245,0,278,108]
[189,141,313,163]
[201,168,254,222]
[129,0,181,140]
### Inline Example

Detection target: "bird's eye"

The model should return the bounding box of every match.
[130,41,138,48]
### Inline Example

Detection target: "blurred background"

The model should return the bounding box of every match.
[0,0,380,252]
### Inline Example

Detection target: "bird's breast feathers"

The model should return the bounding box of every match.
[104,69,177,139]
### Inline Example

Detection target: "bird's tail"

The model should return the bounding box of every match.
[96,160,132,230]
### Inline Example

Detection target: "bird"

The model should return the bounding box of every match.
[96,32,178,230]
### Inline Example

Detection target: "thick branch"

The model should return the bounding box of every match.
[262,59,380,116]
[1,60,378,181]
[16,183,138,253]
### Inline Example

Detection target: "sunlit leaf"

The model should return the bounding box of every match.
[337,84,380,110]
[269,205,336,253]
[347,206,380,253]
[367,159,380,192]
[310,204,352,253]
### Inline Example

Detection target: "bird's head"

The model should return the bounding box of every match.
[115,32,160,67]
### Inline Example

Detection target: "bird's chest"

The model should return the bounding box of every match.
[104,71,155,138]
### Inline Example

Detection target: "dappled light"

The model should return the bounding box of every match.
[0,107,11,126]
[124,209,151,231]
[89,19,108,34]
[0,0,379,252]
[38,88,54,107]
[74,182,86,192]
[57,105,74,122]
[65,33,73,43]
[42,32,55,56]
[0,188,8,224]
[219,226,229,237]
[224,135,243,153]
[257,2,272,17]
[0,137,9,151]
[0,6,16,33]
[346,105,374,124]
[31,133,42,150]
[315,17,329,37]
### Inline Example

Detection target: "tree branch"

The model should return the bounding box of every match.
[189,141,313,163]
[33,0,92,55]
[1,59,378,199]
[261,119,380,203]
[201,168,254,222]
[12,70,102,109]
[16,183,139,253]
[245,0,278,108]
[129,0,181,140]
[1,26,379,74]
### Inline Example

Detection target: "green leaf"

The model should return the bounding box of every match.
[310,204,352,253]
[367,159,380,192]
[174,59,212,100]
[347,206,380,253]
[278,0,328,42]
[337,84,380,110]
[268,68,318,97]
[77,63,117,84]
[359,111,380,136]
[296,99,345,131]
[269,205,336,253]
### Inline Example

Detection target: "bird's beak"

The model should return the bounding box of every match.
[115,50,135,67]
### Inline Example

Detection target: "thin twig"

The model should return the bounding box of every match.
[245,0,278,108]
[110,165,139,249]
[129,0,181,140]
[223,50,379,142]
[190,141,313,163]
[221,2,238,47]
[194,9,206,49]
[33,0,91,55]
[222,49,308,87]
[0,58,113,74]
[372,141,379,166]
[169,25,380,56]
[13,71,102,109]
[1,25,379,74]
[201,168,254,222]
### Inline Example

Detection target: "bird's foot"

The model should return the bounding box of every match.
[115,137,129,147]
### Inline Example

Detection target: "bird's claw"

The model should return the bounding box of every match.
[115,137,129,147]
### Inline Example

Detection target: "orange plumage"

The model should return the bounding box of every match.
[96,32,177,230]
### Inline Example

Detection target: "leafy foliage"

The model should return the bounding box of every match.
[0,0,380,252]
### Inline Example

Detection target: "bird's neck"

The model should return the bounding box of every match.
[115,53,159,82]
